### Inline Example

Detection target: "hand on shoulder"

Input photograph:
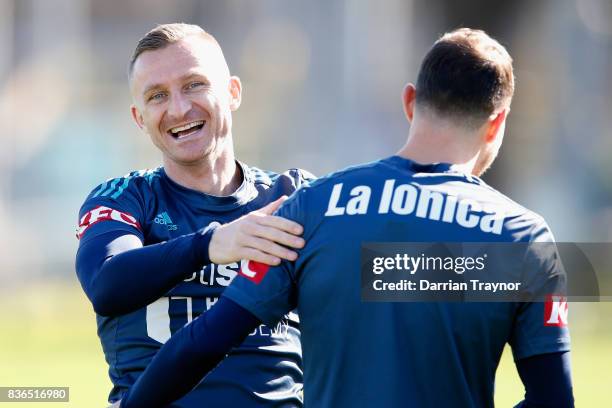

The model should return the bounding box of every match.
[209,196,305,265]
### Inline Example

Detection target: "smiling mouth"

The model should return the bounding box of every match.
[168,120,206,139]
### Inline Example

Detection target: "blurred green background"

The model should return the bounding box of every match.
[1,0,611,406]
[0,283,609,406]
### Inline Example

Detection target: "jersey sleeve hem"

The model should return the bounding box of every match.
[77,224,144,246]
[512,338,571,361]
[222,286,286,327]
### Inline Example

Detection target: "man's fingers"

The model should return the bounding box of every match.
[245,236,299,261]
[257,214,303,235]
[250,224,305,249]
[259,196,288,215]
[242,248,281,266]
[210,201,305,266]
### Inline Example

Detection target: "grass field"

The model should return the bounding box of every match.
[0,281,609,407]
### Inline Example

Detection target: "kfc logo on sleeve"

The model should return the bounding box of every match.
[544,295,569,327]
[239,260,270,284]
[77,206,141,239]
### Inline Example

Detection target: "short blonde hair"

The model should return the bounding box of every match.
[128,23,219,78]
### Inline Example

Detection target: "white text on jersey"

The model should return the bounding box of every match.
[324,180,505,235]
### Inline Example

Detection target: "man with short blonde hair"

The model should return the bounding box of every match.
[76,23,312,407]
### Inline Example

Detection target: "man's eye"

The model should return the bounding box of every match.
[148,92,166,102]
[187,82,204,90]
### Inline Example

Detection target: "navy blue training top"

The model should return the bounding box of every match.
[76,162,312,407]
[224,156,571,407]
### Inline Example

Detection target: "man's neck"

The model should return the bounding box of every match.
[396,119,481,174]
[163,153,243,196]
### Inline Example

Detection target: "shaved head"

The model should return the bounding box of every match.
[128,23,227,81]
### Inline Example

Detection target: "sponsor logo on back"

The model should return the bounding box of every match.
[325,180,505,235]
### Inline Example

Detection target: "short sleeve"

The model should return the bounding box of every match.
[76,176,147,244]
[510,222,571,360]
[509,299,570,360]
[223,260,296,327]
[223,189,310,326]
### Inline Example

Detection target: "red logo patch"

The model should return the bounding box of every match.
[544,295,569,327]
[239,260,270,284]
[77,205,141,239]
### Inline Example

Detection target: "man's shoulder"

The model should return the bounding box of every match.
[275,160,387,215]
[472,178,552,241]
[77,168,162,240]
[82,168,162,206]
[475,178,544,219]
[247,164,315,188]
[293,159,387,193]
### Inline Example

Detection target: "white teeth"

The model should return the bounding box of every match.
[170,121,204,134]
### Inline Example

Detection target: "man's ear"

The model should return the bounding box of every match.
[402,83,417,123]
[229,76,242,111]
[131,105,145,130]
[484,108,508,143]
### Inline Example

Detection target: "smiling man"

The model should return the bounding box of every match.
[75,23,312,407]
[128,29,240,193]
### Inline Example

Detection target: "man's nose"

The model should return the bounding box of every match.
[167,92,191,119]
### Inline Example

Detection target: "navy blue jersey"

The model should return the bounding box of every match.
[225,156,570,408]
[77,162,312,407]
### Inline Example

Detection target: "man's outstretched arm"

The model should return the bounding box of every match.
[514,351,574,408]
[76,227,216,316]
[76,196,304,316]
[118,297,259,408]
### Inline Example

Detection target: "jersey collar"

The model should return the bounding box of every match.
[383,155,467,175]
[160,161,257,212]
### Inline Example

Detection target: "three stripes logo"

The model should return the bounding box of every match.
[92,169,158,200]
[154,211,178,231]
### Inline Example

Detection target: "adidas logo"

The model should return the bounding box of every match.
[154,211,178,231]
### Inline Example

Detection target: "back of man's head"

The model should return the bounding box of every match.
[128,23,221,79]
[415,28,514,129]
